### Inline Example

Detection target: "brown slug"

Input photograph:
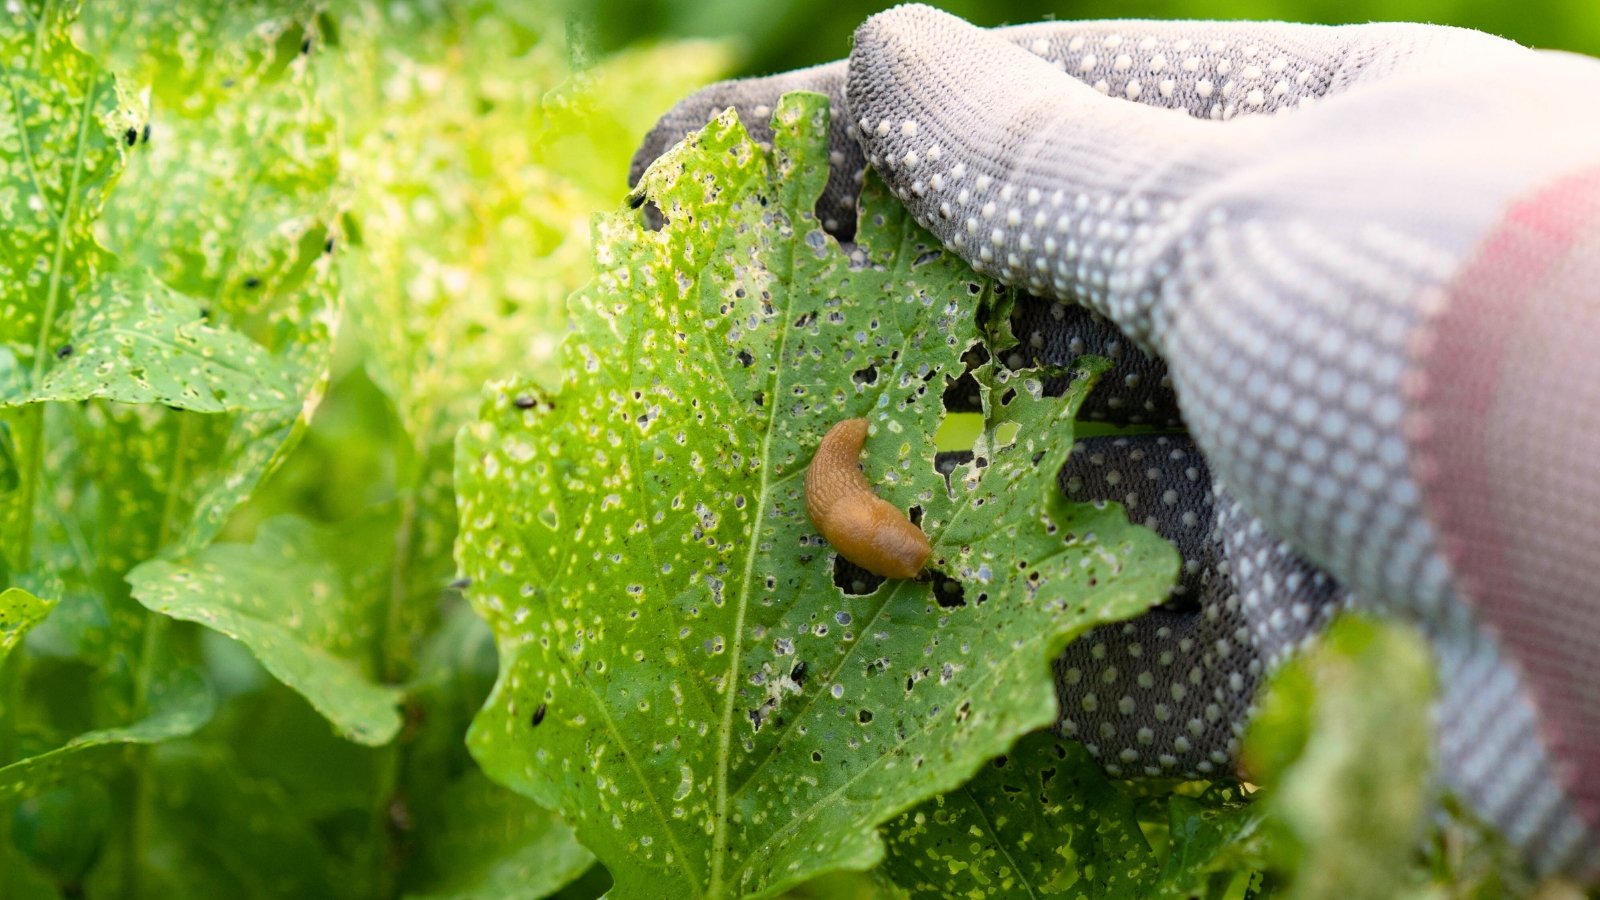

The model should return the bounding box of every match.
[804,418,931,579]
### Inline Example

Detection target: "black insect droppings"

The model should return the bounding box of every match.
[530,703,547,727]
[140,123,151,144]
[789,661,807,686]
[244,277,261,289]
[513,394,537,409]
[55,344,73,359]
[123,127,138,146]
[448,577,471,589]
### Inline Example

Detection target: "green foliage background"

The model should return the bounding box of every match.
[0,0,1592,898]
[566,0,1600,80]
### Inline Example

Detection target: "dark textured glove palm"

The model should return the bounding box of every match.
[633,4,1600,879]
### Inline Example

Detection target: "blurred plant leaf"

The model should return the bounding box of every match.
[405,769,595,900]
[9,780,113,885]
[129,516,401,746]
[0,665,214,801]
[455,92,1175,899]
[331,1,733,450]
[0,587,54,663]
[77,0,340,560]
[138,743,340,899]
[1241,614,1435,900]
[399,603,594,899]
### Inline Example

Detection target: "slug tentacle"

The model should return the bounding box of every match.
[804,418,931,580]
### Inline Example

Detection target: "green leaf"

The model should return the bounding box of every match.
[401,604,595,899]
[0,586,54,662]
[0,665,214,801]
[880,732,1262,899]
[1,0,338,620]
[1241,614,1436,900]
[18,268,298,411]
[331,3,733,449]
[67,0,340,561]
[0,6,128,395]
[0,7,295,415]
[138,743,341,899]
[9,780,114,884]
[456,92,1176,899]
[128,517,402,746]
[405,770,596,900]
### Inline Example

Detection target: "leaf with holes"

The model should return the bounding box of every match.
[20,268,298,411]
[76,0,339,559]
[880,731,1264,899]
[2,1,337,602]
[455,91,1177,899]
[330,2,734,447]
[0,10,296,415]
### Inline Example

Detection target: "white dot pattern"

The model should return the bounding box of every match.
[1053,436,1349,778]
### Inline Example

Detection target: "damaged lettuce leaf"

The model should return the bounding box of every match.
[878,615,1455,900]
[455,91,1177,898]
[879,730,1264,899]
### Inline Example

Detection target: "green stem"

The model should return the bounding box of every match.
[0,648,24,900]
[365,434,427,898]
[365,741,401,900]
[121,611,167,900]
[122,409,194,899]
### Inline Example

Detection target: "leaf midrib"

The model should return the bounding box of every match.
[708,166,808,899]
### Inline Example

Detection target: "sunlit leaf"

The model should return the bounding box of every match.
[0,6,294,416]
[19,269,298,411]
[331,2,733,448]
[0,586,53,663]
[455,92,1176,899]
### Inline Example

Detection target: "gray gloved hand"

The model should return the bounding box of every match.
[633,5,1600,879]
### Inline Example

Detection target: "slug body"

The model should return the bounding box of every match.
[804,418,931,579]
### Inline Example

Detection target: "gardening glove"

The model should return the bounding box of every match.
[631,5,1600,878]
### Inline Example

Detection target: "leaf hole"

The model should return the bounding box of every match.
[931,573,965,608]
[832,554,884,596]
